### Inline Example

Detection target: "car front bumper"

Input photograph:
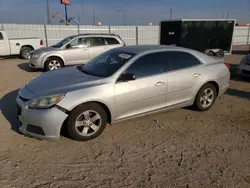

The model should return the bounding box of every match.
[16,95,68,141]
[238,64,250,77]
[29,56,44,69]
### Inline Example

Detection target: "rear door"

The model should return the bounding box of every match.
[0,32,10,56]
[87,37,108,60]
[64,37,90,65]
[165,51,203,106]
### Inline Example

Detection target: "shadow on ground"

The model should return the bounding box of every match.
[0,89,21,133]
[226,88,250,100]
[17,63,41,72]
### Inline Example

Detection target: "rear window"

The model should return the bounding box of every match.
[0,32,3,40]
[105,37,120,45]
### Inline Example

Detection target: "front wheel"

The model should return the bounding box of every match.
[44,57,63,71]
[194,83,217,111]
[67,103,107,141]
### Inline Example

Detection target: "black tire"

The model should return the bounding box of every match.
[217,49,224,57]
[20,46,33,59]
[67,103,107,141]
[194,83,217,111]
[44,57,63,71]
[206,51,214,57]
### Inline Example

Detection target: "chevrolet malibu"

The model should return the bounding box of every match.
[16,45,230,141]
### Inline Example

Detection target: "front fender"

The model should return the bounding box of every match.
[41,53,66,68]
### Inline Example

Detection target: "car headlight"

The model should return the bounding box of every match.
[28,94,65,109]
[31,54,40,59]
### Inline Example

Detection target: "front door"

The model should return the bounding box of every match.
[65,37,90,65]
[115,52,168,120]
[0,32,9,56]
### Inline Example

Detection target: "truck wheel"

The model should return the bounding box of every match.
[67,103,107,141]
[44,57,63,71]
[20,46,33,59]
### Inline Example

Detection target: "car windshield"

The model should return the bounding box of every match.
[52,36,75,48]
[80,50,135,77]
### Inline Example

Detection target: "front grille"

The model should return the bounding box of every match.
[242,69,250,75]
[27,124,45,136]
[19,95,29,102]
[16,103,22,116]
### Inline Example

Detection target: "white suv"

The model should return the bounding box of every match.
[29,34,125,71]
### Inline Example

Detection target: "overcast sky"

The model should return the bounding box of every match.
[0,0,250,25]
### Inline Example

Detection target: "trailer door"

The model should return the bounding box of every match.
[160,21,181,46]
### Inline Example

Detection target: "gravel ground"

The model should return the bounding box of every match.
[0,50,250,188]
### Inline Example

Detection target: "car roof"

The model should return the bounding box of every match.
[115,45,188,54]
[114,45,220,63]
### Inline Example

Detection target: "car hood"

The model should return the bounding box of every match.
[32,47,61,54]
[25,66,102,97]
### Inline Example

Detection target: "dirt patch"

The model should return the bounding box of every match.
[0,56,250,188]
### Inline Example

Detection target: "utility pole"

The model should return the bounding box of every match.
[116,9,126,26]
[81,0,84,24]
[226,12,229,19]
[64,4,68,22]
[46,0,50,24]
[170,8,172,20]
[93,12,96,25]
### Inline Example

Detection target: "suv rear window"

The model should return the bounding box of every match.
[0,32,3,40]
[105,37,120,45]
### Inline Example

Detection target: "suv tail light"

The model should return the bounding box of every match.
[40,39,44,46]
[224,62,230,69]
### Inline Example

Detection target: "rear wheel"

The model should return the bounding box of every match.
[20,46,33,59]
[44,57,63,71]
[67,103,107,141]
[194,83,217,111]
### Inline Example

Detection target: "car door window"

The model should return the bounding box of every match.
[166,51,201,71]
[69,37,87,48]
[105,37,120,45]
[0,32,3,40]
[125,52,167,78]
[88,37,105,47]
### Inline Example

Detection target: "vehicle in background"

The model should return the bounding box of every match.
[29,33,125,71]
[0,31,44,59]
[160,19,235,57]
[238,54,250,76]
[16,45,230,141]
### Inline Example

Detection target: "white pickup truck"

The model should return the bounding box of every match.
[0,31,44,59]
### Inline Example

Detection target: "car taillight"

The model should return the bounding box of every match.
[40,39,44,46]
[224,62,230,68]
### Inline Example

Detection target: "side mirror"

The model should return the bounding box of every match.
[65,44,71,49]
[118,73,136,82]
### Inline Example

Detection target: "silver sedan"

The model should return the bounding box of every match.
[16,45,230,141]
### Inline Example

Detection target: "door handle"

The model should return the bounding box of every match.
[193,73,201,77]
[155,81,165,86]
